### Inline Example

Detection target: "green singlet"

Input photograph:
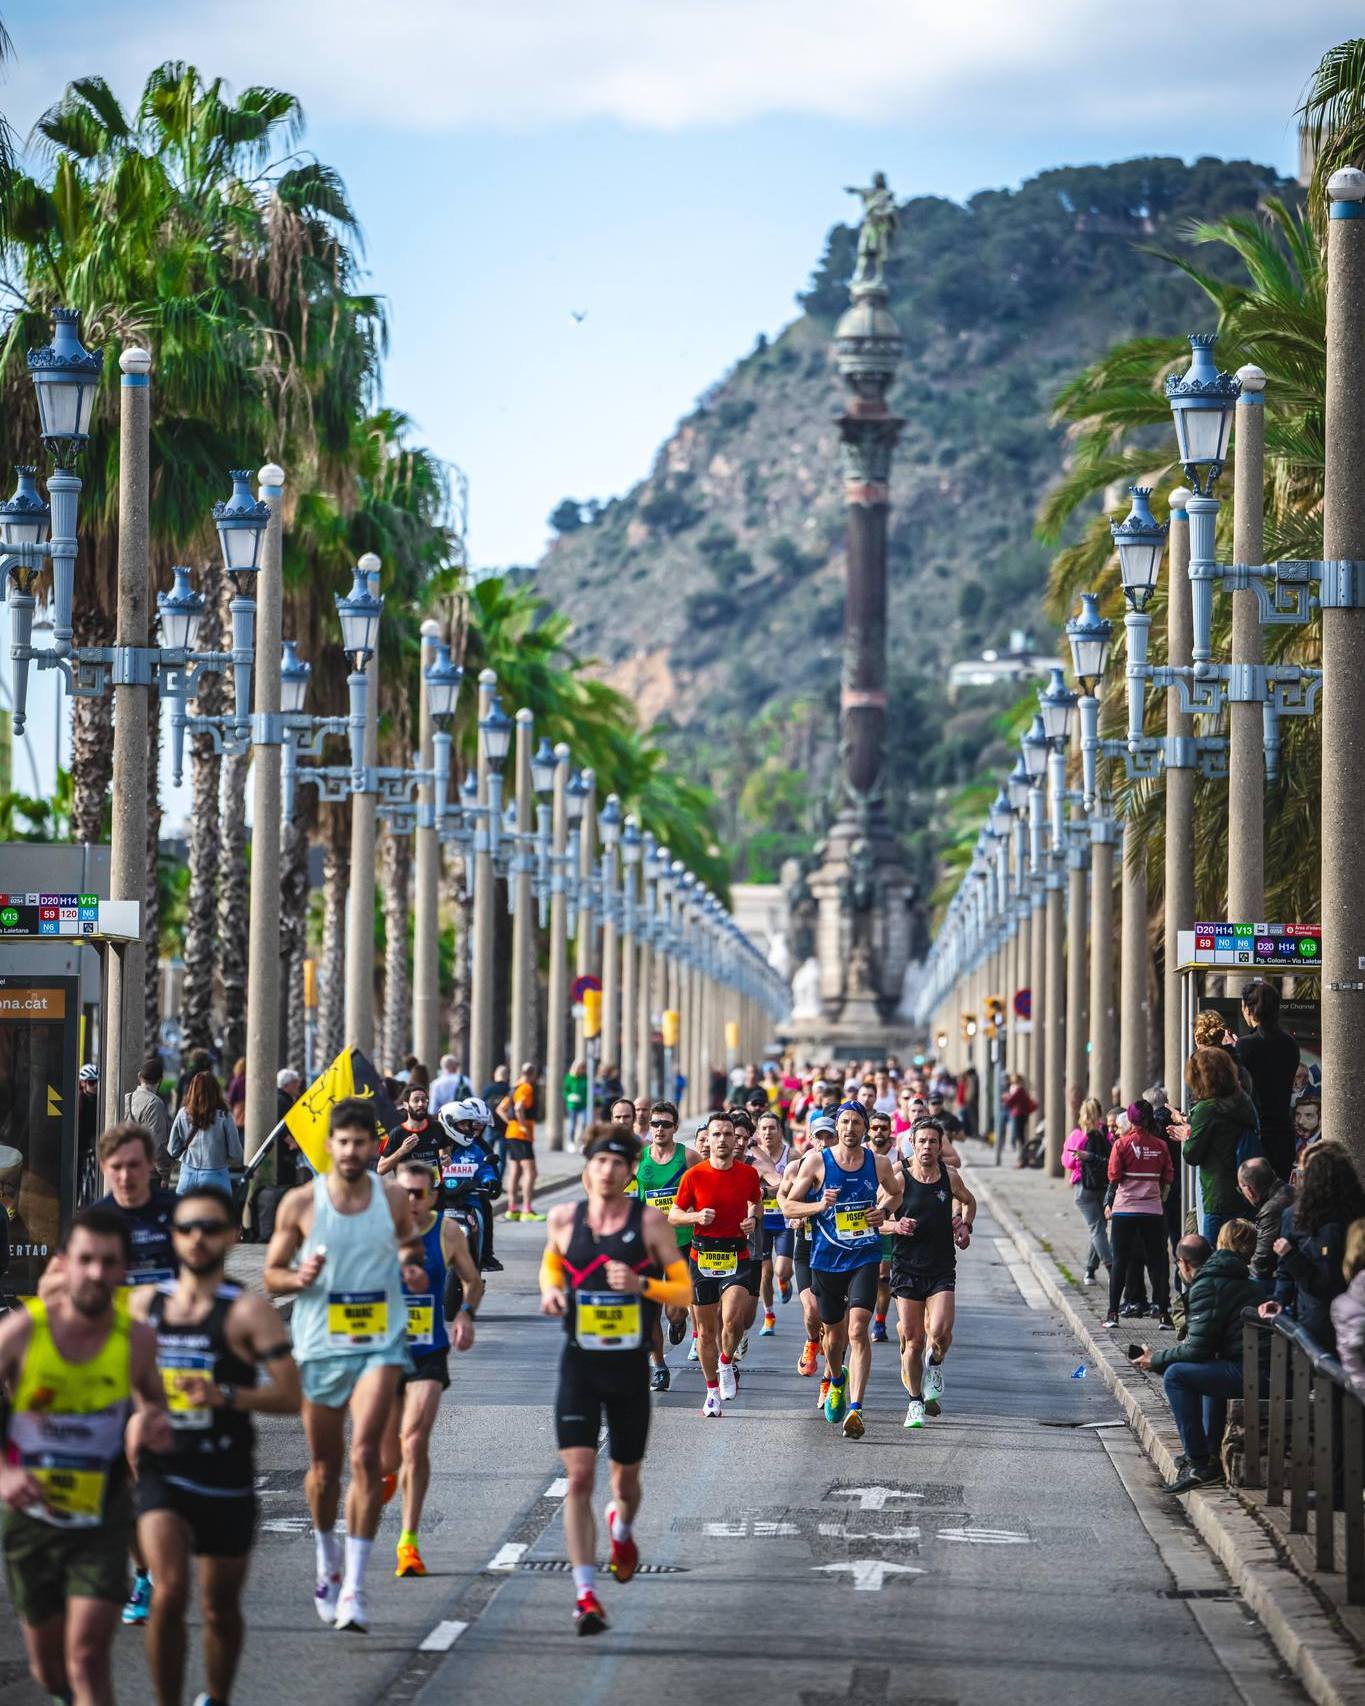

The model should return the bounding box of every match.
[635,1147,691,1249]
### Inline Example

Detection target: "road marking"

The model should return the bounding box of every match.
[418,1620,468,1652]
[814,1559,925,1591]
[831,1486,924,1510]
[993,1237,1048,1309]
[936,1526,1033,1545]
[545,1478,569,1498]
[487,1543,527,1572]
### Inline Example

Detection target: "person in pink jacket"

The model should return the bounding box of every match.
[1103,1100,1174,1331]
[1062,1098,1111,1286]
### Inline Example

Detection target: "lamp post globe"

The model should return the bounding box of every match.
[1066,592,1113,696]
[27,308,103,456]
[156,565,205,653]
[1110,487,1168,610]
[1165,332,1240,489]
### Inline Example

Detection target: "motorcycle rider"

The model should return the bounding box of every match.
[436,1098,504,1276]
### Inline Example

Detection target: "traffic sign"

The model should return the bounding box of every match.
[571,973,602,1002]
[1013,988,1031,1019]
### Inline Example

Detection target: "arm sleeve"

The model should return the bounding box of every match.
[539,1246,566,1293]
[642,1259,692,1310]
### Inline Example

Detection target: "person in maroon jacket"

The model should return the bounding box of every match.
[1103,1100,1175,1330]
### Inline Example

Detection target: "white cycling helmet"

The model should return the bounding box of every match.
[439,1096,492,1148]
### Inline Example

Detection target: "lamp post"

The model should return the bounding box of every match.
[509,708,537,1077]
[1037,669,1077,1175]
[343,553,383,1056]
[1005,758,1032,1108]
[637,834,660,1098]
[469,677,511,1086]
[620,817,641,1097]
[599,794,622,1077]
[1228,366,1266,961]
[1163,489,1197,1101]
[412,620,444,1067]
[1021,716,1049,1149]
[544,743,572,1148]
[1066,594,1117,1106]
[574,770,597,1066]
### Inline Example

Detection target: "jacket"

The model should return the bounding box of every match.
[1182,1088,1257,1219]
[168,1106,243,1172]
[124,1083,172,1176]
[1250,1183,1294,1282]
[1234,1026,1300,1178]
[1275,1214,1349,1350]
[562,1072,588,1112]
[1149,1250,1264,1371]
[1062,1125,1107,1190]
[1330,1272,1365,1397]
[1106,1130,1173,1216]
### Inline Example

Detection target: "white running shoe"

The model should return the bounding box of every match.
[687,1337,700,1362]
[924,1364,944,1415]
[314,1571,342,1625]
[737,1333,750,1361]
[718,1359,738,1401]
[904,1399,925,1430]
[334,1584,369,1633]
[702,1388,723,1418]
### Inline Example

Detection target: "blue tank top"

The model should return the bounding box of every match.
[762,1144,790,1230]
[291,1173,411,1364]
[810,1147,882,1272]
[402,1213,449,1356]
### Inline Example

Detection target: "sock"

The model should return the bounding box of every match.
[875,1312,886,1325]
[399,1529,418,1550]
[706,1378,719,1390]
[609,1509,632,1542]
[573,1563,596,1595]
[849,1400,862,1412]
[314,1529,341,1580]
[719,1352,731,1366]
[342,1534,373,1593]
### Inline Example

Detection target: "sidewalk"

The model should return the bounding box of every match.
[959,1137,1364,1706]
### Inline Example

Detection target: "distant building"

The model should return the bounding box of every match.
[947,629,1063,698]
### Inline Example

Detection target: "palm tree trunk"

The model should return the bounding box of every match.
[318,802,349,1062]
[180,568,225,1054]
[143,682,161,1053]
[217,744,249,1065]
[445,850,471,1066]
[279,809,312,1072]
[380,830,412,1072]
[70,607,114,845]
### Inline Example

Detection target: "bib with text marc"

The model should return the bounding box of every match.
[575,1290,642,1350]
[405,1294,435,1347]
[694,1248,739,1277]
[327,1290,389,1348]
[158,1349,215,1430]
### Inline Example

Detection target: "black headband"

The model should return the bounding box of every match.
[585,1134,637,1163]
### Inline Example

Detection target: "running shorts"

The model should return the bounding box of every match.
[793,1237,813,1295]
[689,1244,760,1307]
[505,1139,535,1164]
[135,1469,257,1557]
[403,1347,451,1390]
[554,1348,651,1463]
[811,1260,881,1325]
[890,1264,957,1302]
[3,1496,132,1624]
[762,1225,795,1261]
[299,1344,412,1409]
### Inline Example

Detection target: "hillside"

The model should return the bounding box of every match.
[529,156,1297,915]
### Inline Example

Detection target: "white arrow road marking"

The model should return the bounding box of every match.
[419,1620,468,1652]
[753,1521,801,1536]
[814,1560,925,1591]
[832,1487,924,1510]
[936,1527,1033,1545]
[704,1521,749,1537]
[544,1478,569,1498]
[487,1543,527,1571]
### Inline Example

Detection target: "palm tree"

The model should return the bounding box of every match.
[1299,38,1365,225]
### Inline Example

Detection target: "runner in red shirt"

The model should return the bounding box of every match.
[670,1114,760,1417]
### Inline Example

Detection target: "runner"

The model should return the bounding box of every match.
[377,1084,440,1175]
[0,1207,171,1706]
[669,1112,762,1417]
[752,1110,793,1336]
[867,1109,896,1343]
[129,1184,302,1706]
[539,1125,689,1633]
[784,1103,902,1438]
[885,1119,976,1430]
[784,1113,836,1388]
[263,1096,428,1634]
[633,1102,700,1392]
[726,1107,771,1357]
[383,1159,482,1579]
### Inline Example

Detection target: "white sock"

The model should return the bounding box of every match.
[342,1535,373,1593]
[315,1529,341,1580]
[610,1509,632,1542]
[573,1563,596,1594]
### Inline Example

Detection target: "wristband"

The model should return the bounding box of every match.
[459,1302,476,1316]
[219,1384,237,1410]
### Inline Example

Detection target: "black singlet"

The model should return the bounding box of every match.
[144,1283,256,1494]
[560,1199,659,1354]
[892,1162,957,1273]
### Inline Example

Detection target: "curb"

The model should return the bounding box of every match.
[966,1163,1364,1706]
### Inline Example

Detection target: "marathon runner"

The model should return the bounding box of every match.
[867,1109,896,1344]
[0,1207,171,1706]
[785,1112,836,1386]
[784,1103,902,1438]
[670,1112,762,1417]
[377,1084,441,1175]
[886,1119,976,1429]
[264,1097,428,1634]
[383,1159,482,1579]
[747,1109,791,1338]
[539,1125,688,1634]
[129,1184,302,1706]
[726,1107,772,1358]
[633,1102,699,1392]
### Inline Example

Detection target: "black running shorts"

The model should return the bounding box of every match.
[890,1265,957,1303]
[554,1348,651,1464]
[811,1259,881,1325]
[689,1246,760,1307]
[135,1469,257,1558]
[403,1347,451,1390]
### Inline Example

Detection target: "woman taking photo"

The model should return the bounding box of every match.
[168,1068,244,1197]
[1103,1099,1174,1330]
[1062,1097,1111,1287]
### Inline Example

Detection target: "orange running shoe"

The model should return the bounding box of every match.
[575,1590,608,1635]
[818,1376,831,1411]
[797,1339,819,1377]
[381,1473,398,1505]
[395,1541,426,1578]
[606,1503,638,1583]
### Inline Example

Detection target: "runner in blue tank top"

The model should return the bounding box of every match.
[783,1103,902,1439]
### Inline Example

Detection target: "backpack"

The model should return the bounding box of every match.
[1235,1126,1264,1169]
[1078,1129,1110,1194]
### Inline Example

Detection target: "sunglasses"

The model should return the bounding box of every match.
[172,1218,232,1237]
[649,1118,675,1129]
[401,1184,430,1197]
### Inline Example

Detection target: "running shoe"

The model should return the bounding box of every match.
[779,1278,793,1304]
[818,1376,831,1410]
[687,1337,700,1362]
[575,1590,609,1635]
[1157,1312,1176,1331]
[606,1503,639,1584]
[718,1359,738,1401]
[314,1571,342,1625]
[667,1314,687,1346]
[760,1313,776,1336]
[797,1340,819,1377]
[924,1364,945,1417]
[650,1364,670,1392]
[904,1398,925,1430]
[842,1408,865,1440]
[334,1585,368,1633]
[521,1210,547,1223]
[482,1255,505,1273]
[870,1318,887,1344]
[824,1371,849,1425]
[380,1472,398,1505]
[503,1210,522,1222]
[395,1542,426,1578]
[702,1388,723,1419]
[1082,1271,1096,1287]
[1102,1313,1119,1328]
[122,1571,152,1626]
[737,1333,750,1361]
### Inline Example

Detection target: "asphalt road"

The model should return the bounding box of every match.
[0,1189,1306,1706]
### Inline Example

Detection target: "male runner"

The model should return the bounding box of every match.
[725,1107,772,1357]
[377,1084,440,1174]
[264,1097,427,1633]
[886,1119,976,1429]
[634,1102,699,1391]
[784,1103,902,1438]
[670,1112,761,1416]
[382,1159,481,1578]
[540,1126,688,1633]
[0,1208,171,1706]
[785,1113,836,1383]
[631,1097,652,1140]
[867,1110,896,1343]
[752,1110,793,1336]
[130,1185,302,1706]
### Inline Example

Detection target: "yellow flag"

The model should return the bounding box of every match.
[284,1048,357,1173]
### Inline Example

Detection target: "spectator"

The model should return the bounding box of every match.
[1183,1045,1258,1245]
[1135,1230,1264,1493]
[77,1062,100,1151]
[1330,1219,1365,1398]
[124,1056,172,1187]
[275,1066,302,1123]
[1002,1074,1036,1159]
[429,1053,473,1116]
[175,1047,213,1109]
[168,1069,243,1197]
[1237,1157,1295,1283]
[1268,1141,1365,1351]
[1146,1084,1187,1281]
[1062,1096,1112,1288]
[562,1058,588,1148]
[1193,1008,1256,1099]
[499,1063,541,1221]
[226,1054,247,1140]
[1104,1099,1174,1330]
[482,1062,511,1164]
[1233,980,1300,1181]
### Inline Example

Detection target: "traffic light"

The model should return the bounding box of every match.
[984,994,1004,1038]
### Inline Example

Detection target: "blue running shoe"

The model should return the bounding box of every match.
[824,1370,849,1425]
[122,1571,152,1626]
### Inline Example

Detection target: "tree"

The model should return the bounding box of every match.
[549,498,583,534]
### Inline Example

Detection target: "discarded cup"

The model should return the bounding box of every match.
[1071,1363,1087,1379]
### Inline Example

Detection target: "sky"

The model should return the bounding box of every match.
[0,0,1358,820]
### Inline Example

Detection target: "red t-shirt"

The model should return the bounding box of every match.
[675,1161,763,1239]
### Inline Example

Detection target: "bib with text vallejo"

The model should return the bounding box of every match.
[158,1348,215,1430]
[405,1294,435,1347]
[575,1290,642,1351]
[694,1248,739,1277]
[327,1290,389,1348]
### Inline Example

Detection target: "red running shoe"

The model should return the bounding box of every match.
[380,1473,398,1505]
[606,1503,638,1583]
[575,1590,608,1635]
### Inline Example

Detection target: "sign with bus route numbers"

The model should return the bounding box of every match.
[0,894,140,940]
[1178,922,1321,969]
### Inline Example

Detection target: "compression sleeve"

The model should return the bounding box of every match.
[539,1246,567,1293]
[642,1259,692,1310]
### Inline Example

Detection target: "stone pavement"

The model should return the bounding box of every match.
[958,1138,1365,1706]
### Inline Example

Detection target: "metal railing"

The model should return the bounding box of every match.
[1241,1308,1365,1604]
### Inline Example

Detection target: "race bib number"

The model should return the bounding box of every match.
[126,1267,175,1287]
[28,1457,107,1528]
[405,1294,435,1347]
[624,1177,639,1198]
[834,1204,873,1240]
[694,1248,739,1277]
[327,1290,389,1347]
[644,1187,676,1213]
[575,1290,642,1350]
[159,1349,215,1430]
[762,1194,780,1216]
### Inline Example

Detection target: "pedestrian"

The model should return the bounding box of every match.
[1002,1073,1035,1157]
[1103,1100,1174,1330]
[276,1065,302,1123]
[563,1059,588,1149]
[1236,1157,1295,1284]
[1062,1097,1111,1288]
[1265,1141,1365,1352]
[77,1062,100,1152]
[1330,1219,1365,1398]
[1292,1094,1321,1162]
[1183,1046,1258,1245]
[226,1057,247,1144]
[429,1054,472,1117]
[1233,980,1300,1181]
[125,1056,173,1188]
[169,1071,244,1198]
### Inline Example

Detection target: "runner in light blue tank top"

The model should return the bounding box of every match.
[291,1171,413,1386]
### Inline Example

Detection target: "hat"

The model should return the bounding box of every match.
[926,1090,944,1104]
[809,1114,837,1137]
[1126,1099,1152,1127]
[79,1063,98,1082]
[836,1100,869,1126]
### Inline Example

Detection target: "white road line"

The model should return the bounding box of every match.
[418,1620,468,1652]
[993,1237,1049,1310]
[486,1543,527,1572]
[544,1478,569,1499]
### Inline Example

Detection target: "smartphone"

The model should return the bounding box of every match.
[1126,1343,1145,1362]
